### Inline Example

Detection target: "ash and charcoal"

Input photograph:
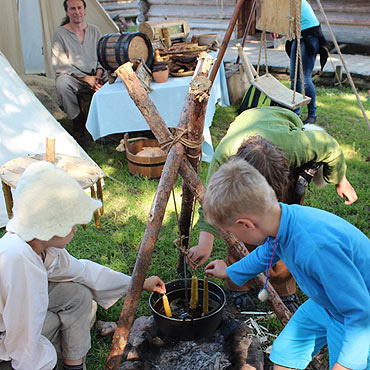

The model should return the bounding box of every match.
[119,314,264,370]
[150,339,231,370]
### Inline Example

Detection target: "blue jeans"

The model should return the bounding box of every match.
[290,36,319,118]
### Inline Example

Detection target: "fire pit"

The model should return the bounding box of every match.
[149,278,226,341]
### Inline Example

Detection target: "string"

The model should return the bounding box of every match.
[263,236,278,289]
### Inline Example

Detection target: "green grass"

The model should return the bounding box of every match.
[1,84,369,368]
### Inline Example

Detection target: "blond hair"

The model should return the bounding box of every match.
[203,158,277,228]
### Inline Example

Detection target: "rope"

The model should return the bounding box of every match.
[256,31,264,79]
[159,127,205,159]
[174,236,189,256]
[263,31,269,75]
[256,31,269,78]
[292,0,305,103]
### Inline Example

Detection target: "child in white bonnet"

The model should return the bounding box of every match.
[0,161,165,370]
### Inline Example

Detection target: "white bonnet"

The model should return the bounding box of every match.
[6,161,102,241]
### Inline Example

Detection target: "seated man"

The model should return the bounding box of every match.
[52,0,106,140]
[187,106,357,312]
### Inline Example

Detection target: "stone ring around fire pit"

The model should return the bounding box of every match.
[150,278,226,341]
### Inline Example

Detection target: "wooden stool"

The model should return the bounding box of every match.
[0,153,104,229]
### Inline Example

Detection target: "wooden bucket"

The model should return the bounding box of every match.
[97,32,154,72]
[124,133,167,179]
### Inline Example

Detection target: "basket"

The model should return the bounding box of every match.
[124,133,167,179]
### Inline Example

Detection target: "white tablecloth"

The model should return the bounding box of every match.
[86,63,230,163]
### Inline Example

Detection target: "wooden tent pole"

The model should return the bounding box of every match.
[315,0,370,132]
[209,0,247,84]
[235,0,257,64]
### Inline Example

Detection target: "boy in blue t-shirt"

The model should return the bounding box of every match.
[203,158,370,370]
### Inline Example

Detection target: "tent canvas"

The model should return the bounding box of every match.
[0,52,104,228]
[1,0,118,77]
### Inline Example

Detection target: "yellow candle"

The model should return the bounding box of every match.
[162,294,172,318]
[203,276,209,315]
[190,275,198,309]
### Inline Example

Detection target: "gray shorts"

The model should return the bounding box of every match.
[0,282,95,369]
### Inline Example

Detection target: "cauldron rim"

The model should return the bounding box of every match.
[149,278,226,322]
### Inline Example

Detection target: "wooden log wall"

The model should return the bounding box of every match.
[98,0,139,20]
[97,1,370,46]
[139,0,237,38]
[311,0,370,46]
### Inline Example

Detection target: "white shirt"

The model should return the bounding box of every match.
[0,232,131,369]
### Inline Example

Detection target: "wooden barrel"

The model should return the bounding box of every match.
[97,32,153,72]
[124,134,167,179]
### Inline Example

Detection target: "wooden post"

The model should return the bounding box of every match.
[46,136,55,164]
[97,178,104,215]
[90,186,100,229]
[1,182,13,219]
[177,54,214,273]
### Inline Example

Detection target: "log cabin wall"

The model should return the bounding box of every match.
[310,0,370,46]
[97,0,140,20]
[97,1,370,47]
[140,0,238,38]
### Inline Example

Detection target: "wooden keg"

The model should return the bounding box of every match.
[97,32,154,72]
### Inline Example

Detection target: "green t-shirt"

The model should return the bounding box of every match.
[198,106,346,235]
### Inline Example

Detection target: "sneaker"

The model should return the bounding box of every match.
[303,116,317,124]
[281,294,300,313]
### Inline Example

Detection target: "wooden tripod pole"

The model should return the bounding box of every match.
[177,54,214,272]
[178,0,247,271]
[209,0,247,84]
[106,59,291,369]
[106,56,214,369]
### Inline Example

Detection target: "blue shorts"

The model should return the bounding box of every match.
[270,299,370,369]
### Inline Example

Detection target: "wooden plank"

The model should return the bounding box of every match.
[252,74,311,110]
[311,0,370,14]
[256,0,299,37]
[147,5,234,18]
[316,13,370,27]
[148,0,235,5]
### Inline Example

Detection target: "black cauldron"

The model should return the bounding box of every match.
[149,278,226,341]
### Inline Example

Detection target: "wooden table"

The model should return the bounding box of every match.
[0,153,104,229]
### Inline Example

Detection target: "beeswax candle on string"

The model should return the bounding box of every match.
[203,276,209,315]
[162,294,172,318]
[190,275,198,309]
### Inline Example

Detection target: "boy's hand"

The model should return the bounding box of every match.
[336,174,358,205]
[186,231,214,269]
[204,259,228,279]
[143,276,166,294]
[187,244,212,269]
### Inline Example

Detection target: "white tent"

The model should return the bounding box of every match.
[1,0,118,77]
[0,52,104,228]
